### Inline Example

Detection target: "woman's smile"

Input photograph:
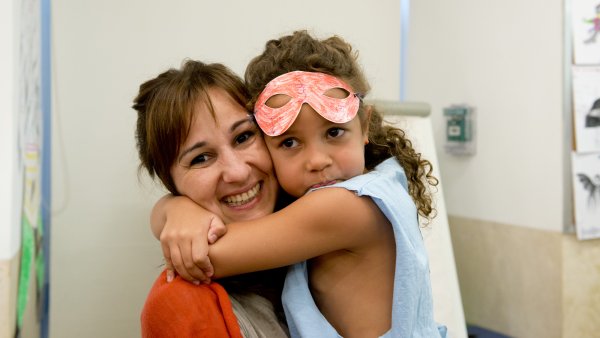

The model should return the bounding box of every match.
[223,182,262,206]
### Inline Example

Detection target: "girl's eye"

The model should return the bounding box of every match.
[235,130,255,145]
[190,154,209,166]
[327,128,345,138]
[281,138,299,149]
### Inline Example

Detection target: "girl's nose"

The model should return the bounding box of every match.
[304,144,333,172]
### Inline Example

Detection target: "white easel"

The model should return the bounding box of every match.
[369,100,468,338]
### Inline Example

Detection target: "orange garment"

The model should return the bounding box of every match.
[141,270,243,338]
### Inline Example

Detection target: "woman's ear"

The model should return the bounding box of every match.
[362,105,373,143]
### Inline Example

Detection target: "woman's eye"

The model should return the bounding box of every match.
[235,131,255,145]
[190,154,209,166]
[281,138,299,148]
[327,128,345,138]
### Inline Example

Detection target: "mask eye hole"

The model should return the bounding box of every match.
[324,87,350,99]
[265,94,292,108]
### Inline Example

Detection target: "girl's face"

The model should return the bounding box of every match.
[171,87,279,223]
[264,95,368,198]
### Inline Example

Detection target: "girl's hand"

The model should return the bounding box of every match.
[151,195,226,284]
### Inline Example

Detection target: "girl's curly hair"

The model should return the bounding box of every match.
[245,30,438,221]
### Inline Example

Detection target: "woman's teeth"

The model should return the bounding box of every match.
[224,183,260,206]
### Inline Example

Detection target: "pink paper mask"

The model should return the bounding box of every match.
[254,71,360,136]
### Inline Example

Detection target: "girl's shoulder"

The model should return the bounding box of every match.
[335,157,408,195]
[296,184,390,241]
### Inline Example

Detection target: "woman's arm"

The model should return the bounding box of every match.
[141,270,243,338]
[209,187,389,278]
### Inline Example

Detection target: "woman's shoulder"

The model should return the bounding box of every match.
[143,271,231,312]
[141,271,243,338]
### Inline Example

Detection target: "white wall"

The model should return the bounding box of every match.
[50,1,401,337]
[0,0,20,262]
[406,0,565,232]
[0,1,19,337]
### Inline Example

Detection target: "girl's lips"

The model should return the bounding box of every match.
[310,180,338,190]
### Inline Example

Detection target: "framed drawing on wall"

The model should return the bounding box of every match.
[572,152,600,240]
[572,0,600,65]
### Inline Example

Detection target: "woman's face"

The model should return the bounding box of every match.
[170,87,279,223]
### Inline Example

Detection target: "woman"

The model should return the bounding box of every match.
[133,60,290,337]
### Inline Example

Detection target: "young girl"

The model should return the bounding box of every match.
[156,31,446,337]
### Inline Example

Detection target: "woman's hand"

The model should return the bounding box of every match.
[151,195,226,284]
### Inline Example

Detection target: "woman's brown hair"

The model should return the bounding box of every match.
[132,60,250,194]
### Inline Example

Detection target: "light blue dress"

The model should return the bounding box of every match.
[282,158,447,338]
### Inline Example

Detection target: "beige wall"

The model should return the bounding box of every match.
[449,216,600,338]
[449,216,563,337]
[0,256,18,338]
[562,235,600,337]
[0,252,45,338]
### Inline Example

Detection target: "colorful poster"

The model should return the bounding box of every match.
[17,145,45,332]
[572,152,600,240]
[572,1,600,65]
[15,0,50,336]
[572,66,600,153]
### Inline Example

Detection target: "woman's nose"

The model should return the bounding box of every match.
[220,151,252,183]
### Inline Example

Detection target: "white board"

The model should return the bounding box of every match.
[371,100,468,338]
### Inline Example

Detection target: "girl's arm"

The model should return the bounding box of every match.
[209,187,389,278]
[151,195,226,283]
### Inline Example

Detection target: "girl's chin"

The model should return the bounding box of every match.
[224,208,272,223]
